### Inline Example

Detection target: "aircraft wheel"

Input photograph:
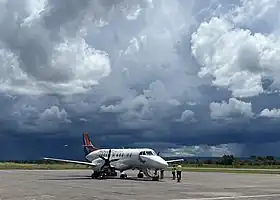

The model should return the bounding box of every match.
[152,176,159,181]
[120,173,127,179]
[91,171,100,179]
[137,172,144,178]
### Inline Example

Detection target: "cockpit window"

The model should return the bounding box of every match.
[145,151,154,155]
[139,151,154,155]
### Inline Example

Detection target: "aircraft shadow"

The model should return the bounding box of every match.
[39,175,93,181]
[39,175,167,182]
[118,177,164,182]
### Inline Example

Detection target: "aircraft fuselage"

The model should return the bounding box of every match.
[86,148,168,172]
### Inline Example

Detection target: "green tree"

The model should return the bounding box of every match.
[221,155,235,165]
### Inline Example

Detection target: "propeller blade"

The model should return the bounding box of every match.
[108,149,112,158]
[98,149,118,173]
[100,164,105,171]
[99,155,106,160]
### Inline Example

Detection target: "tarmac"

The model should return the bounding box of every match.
[2,170,280,200]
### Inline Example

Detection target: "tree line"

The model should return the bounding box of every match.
[1,155,279,166]
[188,155,279,166]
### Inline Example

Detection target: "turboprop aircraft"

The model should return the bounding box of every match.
[43,132,184,180]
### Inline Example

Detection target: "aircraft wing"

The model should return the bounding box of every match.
[43,157,97,167]
[166,158,184,163]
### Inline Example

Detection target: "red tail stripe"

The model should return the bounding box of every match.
[83,132,98,151]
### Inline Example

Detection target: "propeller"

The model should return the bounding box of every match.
[99,149,119,171]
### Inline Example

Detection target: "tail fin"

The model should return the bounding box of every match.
[82,132,98,156]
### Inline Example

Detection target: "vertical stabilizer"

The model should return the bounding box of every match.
[82,132,98,157]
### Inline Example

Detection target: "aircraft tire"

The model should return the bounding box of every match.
[152,176,159,181]
[120,173,127,179]
[91,171,100,179]
[137,172,144,178]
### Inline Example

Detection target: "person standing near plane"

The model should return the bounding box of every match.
[176,163,182,182]
[172,165,176,180]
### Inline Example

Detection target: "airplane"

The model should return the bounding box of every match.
[43,132,184,180]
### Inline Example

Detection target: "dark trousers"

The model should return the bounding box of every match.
[172,171,176,179]
[176,171,181,180]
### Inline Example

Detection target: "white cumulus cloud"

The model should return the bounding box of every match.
[210,98,254,120]
[259,108,280,118]
[191,0,280,98]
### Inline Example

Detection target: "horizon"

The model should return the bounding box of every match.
[1,155,278,162]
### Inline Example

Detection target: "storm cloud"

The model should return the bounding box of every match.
[1,0,280,159]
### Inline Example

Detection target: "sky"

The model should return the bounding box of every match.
[1,0,280,160]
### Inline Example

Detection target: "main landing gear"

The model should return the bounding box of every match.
[91,170,117,179]
[91,171,100,179]
[137,170,144,178]
[120,171,128,179]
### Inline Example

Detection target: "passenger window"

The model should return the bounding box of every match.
[130,153,132,157]
[127,153,129,157]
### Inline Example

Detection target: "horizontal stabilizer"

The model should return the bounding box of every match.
[166,158,184,163]
[43,157,96,167]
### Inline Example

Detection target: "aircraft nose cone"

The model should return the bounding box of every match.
[153,156,168,169]
[159,158,168,169]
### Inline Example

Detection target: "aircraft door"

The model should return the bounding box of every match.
[138,151,146,165]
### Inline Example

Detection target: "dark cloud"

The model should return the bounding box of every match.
[1,0,280,159]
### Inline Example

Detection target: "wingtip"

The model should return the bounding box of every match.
[43,157,53,160]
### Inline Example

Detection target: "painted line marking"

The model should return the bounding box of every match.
[172,193,280,200]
